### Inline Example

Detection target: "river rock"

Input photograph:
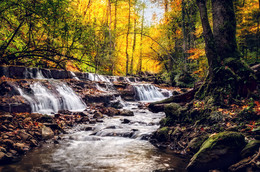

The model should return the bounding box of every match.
[122,118,131,124]
[148,104,165,113]
[93,111,103,119]
[41,126,54,140]
[186,132,246,172]
[118,109,134,116]
[110,100,124,109]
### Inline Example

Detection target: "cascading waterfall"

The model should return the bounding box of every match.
[18,82,86,114]
[69,71,79,80]
[133,84,166,101]
[55,83,86,111]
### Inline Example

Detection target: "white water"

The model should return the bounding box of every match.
[2,101,188,172]
[70,71,79,80]
[18,82,86,114]
[133,84,166,101]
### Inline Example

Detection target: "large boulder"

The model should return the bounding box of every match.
[186,132,246,172]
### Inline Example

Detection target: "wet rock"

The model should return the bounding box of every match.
[186,132,246,172]
[9,66,26,79]
[41,126,54,140]
[89,119,96,124]
[148,104,165,113]
[122,119,131,124]
[102,107,120,116]
[84,94,114,104]
[118,109,134,116]
[93,111,103,119]
[84,126,93,131]
[240,140,260,158]
[50,69,69,79]
[110,100,124,109]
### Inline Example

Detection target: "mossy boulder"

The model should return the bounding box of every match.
[187,135,209,153]
[240,140,260,158]
[186,132,246,172]
[155,127,170,142]
[164,103,181,119]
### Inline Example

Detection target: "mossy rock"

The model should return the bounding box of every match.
[186,132,246,172]
[155,127,170,142]
[240,140,260,158]
[187,135,209,153]
[164,103,181,119]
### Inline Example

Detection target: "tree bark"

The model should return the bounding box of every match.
[196,0,218,77]
[195,0,257,103]
[125,0,131,76]
[212,0,239,60]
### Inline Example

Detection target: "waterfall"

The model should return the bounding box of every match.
[55,83,86,111]
[70,71,79,80]
[17,82,86,114]
[133,84,166,101]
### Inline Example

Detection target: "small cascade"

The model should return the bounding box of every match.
[96,83,107,92]
[97,75,111,83]
[35,69,45,79]
[55,83,86,111]
[17,82,86,114]
[25,68,45,79]
[69,71,79,80]
[133,84,165,101]
[125,77,131,83]
[87,73,99,81]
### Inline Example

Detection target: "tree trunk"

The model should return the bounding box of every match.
[130,18,136,75]
[195,0,257,104]
[125,0,131,76]
[138,3,144,74]
[196,0,218,77]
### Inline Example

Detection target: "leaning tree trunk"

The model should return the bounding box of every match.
[195,0,257,104]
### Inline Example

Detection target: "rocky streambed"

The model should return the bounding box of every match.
[0,66,190,171]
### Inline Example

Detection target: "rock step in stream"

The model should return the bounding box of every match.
[0,66,189,171]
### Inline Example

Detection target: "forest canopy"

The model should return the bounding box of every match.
[0,0,259,77]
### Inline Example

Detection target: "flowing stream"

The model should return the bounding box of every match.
[2,73,189,171]
[2,101,188,172]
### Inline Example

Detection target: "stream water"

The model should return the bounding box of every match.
[1,101,188,172]
[1,72,189,171]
